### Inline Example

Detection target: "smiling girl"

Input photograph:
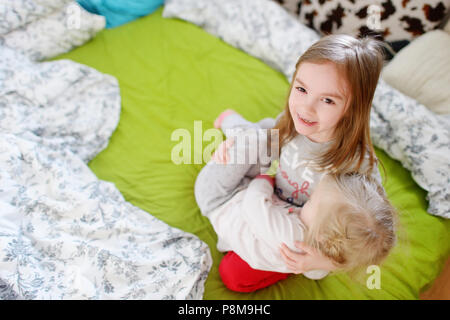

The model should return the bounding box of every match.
[213,34,387,282]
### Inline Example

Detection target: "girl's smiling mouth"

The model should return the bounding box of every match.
[297,113,317,127]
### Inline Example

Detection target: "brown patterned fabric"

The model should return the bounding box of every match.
[275,0,449,42]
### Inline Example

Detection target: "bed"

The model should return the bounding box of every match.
[51,6,450,299]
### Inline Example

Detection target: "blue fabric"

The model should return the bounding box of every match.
[77,0,164,28]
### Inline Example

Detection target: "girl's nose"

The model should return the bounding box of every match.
[302,98,315,115]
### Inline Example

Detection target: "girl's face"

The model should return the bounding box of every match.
[288,61,350,143]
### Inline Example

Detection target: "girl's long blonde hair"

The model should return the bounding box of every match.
[274,34,386,174]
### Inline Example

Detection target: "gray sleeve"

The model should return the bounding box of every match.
[194,161,252,216]
[223,128,280,178]
[220,110,285,134]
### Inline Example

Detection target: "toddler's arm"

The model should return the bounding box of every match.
[239,175,305,267]
[242,175,302,241]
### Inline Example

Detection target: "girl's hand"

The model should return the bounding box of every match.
[211,138,234,164]
[279,241,337,274]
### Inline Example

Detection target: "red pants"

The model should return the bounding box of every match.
[219,251,290,292]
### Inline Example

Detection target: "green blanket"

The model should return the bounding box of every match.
[58,8,450,299]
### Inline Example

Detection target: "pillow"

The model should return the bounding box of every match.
[370,79,450,219]
[295,0,449,43]
[0,2,105,61]
[382,30,450,115]
[0,0,71,35]
[163,0,450,219]
[77,0,164,28]
[163,0,320,81]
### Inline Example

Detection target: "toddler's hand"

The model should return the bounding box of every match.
[279,241,337,274]
[211,138,234,164]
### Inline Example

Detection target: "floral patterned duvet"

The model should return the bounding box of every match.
[0,45,211,299]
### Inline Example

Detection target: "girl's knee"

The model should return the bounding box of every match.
[194,166,211,212]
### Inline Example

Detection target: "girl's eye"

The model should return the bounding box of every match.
[323,98,334,105]
[296,86,306,93]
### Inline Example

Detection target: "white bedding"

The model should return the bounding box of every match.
[0,1,211,300]
[0,1,105,61]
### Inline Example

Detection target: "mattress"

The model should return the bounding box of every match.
[57,7,450,299]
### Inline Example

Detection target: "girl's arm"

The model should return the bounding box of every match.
[211,125,279,180]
